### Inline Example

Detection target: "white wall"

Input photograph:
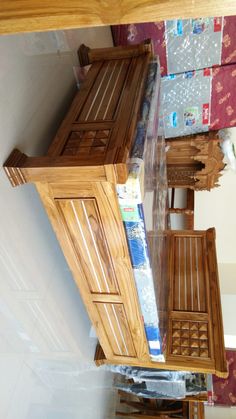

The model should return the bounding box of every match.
[194,133,236,418]
[195,168,236,264]
[219,264,236,293]
[206,406,236,419]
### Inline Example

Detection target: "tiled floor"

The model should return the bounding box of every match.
[0,27,118,419]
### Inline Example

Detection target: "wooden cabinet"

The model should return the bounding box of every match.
[3,42,227,377]
[166,132,224,191]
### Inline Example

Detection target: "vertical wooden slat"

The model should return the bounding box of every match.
[102,59,130,120]
[186,237,192,311]
[95,303,136,357]
[105,54,150,163]
[173,237,179,310]
[197,237,206,312]
[184,237,187,311]
[113,304,136,356]
[91,60,118,120]
[97,59,130,120]
[195,237,201,311]
[81,199,118,291]
[190,237,194,311]
[57,198,119,294]
[179,237,185,310]
[78,59,131,122]
[191,237,199,312]
[78,61,111,121]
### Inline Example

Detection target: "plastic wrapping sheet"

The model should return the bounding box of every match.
[116,158,163,359]
[165,17,223,74]
[160,69,212,138]
[116,59,168,361]
[110,366,208,399]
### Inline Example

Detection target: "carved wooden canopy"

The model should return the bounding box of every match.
[166,132,225,191]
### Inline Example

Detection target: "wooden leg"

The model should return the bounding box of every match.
[119,399,183,416]
[77,44,91,66]
[94,343,106,366]
[116,412,169,418]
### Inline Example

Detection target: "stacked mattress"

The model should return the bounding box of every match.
[117,60,168,361]
[113,16,236,135]
[160,63,236,137]
[112,16,236,76]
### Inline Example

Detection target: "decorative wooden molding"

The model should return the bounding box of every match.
[3,149,27,187]
[1,0,236,35]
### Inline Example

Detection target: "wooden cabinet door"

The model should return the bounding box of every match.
[166,229,227,376]
[36,180,150,363]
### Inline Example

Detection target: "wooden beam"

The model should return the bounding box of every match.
[0,0,236,35]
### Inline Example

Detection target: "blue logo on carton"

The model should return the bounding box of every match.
[165,74,176,80]
[169,112,178,128]
[184,71,196,79]
[173,19,183,36]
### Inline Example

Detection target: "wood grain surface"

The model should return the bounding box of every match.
[1,0,236,35]
[3,42,227,377]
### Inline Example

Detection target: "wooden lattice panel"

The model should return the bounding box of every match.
[167,167,196,186]
[62,129,111,156]
[171,320,209,358]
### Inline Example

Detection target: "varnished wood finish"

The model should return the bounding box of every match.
[4,41,152,366]
[94,229,227,377]
[116,395,205,419]
[4,43,227,377]
[168,188,194,230]
[47,42,151,169]
[189,401,205,419]
[35,180,150,362]
[166,229,227,377]
[1,0,236,35]
[78,41,153,66]
[166,132,224,191]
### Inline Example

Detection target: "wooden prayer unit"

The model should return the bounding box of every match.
[4,41,227,378]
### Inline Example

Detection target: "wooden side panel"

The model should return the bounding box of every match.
[35,180,150,362]
[95,303,136,357]
[47,52,150,168]
[166,229,227,377]
[206,228,227,377]
[57,198,119,294]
